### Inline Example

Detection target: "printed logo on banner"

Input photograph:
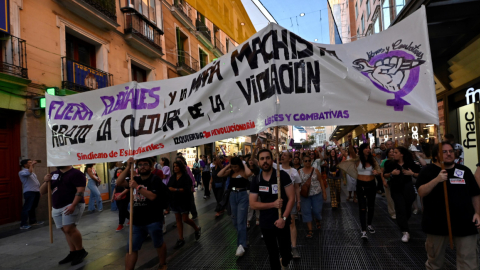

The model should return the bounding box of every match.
[352,40,426,111]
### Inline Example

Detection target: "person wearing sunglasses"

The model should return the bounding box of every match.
[417,142,480,269]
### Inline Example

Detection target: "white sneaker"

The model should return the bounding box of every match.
[401,232,410,243]
[235,245,245,257]
[361,231,368,240]
[391,215,396,220]
[412,209,418,215]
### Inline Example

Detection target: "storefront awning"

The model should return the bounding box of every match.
[330,124,386,142]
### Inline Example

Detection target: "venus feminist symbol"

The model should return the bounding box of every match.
[352,51,425,111]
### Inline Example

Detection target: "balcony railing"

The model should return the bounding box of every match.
[196,19,211,43]
[82,0,117,21]
[124,11,163,54]
[177,50,199,73]
[214,36,225,54]
[174,1,192,24]
[61,57,113,92]
[0,34,28,79]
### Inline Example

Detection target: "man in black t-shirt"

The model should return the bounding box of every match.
[116,157,168,270]
[41,165,88,266]
[416,143,480,270]
[250,149,295,270]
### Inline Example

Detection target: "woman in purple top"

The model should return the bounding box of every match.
[160,157,171,185]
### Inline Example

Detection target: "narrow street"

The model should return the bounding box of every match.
[0,185,462,270]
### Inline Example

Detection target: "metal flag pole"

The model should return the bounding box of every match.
[437,126,454,249]
[129,161,134,254]
[275,127,281,218]
[47,167,53,243]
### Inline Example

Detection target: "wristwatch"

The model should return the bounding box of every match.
[283,216,287,221]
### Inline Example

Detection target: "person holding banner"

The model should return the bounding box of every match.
[249,149,295,270]
[168,160,202,249]
[274,151,302,258]
[383,146,421,242]
[217,157,253,257]
[417,143,480,270]
[41,165,88,266]
[116,157,169,270]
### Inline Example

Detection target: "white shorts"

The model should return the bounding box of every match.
[52,203,85,229]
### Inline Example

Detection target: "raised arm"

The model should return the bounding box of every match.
[116,157,134,188]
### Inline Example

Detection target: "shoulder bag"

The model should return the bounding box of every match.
[300,169,315,198]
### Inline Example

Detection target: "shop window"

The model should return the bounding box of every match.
[66,33,96,68]
[131,64,147,82]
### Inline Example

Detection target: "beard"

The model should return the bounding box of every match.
[261,162,272,172]
[443,161,454,167]
[139,169,151,176]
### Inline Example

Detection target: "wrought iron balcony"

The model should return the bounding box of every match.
[0,34,28,79]
[55,0,119,30]
[82,0,117,21]
[123,10,164,57]
[213,36,225,57]
[171,0,194,31]
[196,19,213,48]
[61,57,113,92]
[177,50,199,75]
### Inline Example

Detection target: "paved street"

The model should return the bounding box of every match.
[0,186,467,270]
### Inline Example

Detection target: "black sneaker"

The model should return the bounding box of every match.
[71,249,88,266]
[195,227,201,240]
[361,231,368,240]
[58,252,75,265]
[367,225,376,234]
[173,239,185,249]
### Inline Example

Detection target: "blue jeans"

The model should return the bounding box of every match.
[110,183,117,211]
[300,193,323,223]
[194,173,201,187]
[229,190,249,247]
[87,180,103,211]
[21,191,40,226]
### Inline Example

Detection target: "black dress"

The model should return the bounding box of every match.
[167,173,192,213]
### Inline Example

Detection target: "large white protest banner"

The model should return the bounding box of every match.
[46,7,437,166]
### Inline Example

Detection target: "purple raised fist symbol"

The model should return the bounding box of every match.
[353,51,425,111]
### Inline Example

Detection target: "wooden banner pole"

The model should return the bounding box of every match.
[47,167,53,244]
[275,127,281,218]
[129,163,134,254]
[437,127,454,249]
